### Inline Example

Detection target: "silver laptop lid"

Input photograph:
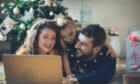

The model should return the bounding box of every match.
[2,54,63,84]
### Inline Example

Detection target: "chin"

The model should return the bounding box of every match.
[67,40,74,44]
[43,49,50,53]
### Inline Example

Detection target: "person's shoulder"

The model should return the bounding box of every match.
[98,46,114,59]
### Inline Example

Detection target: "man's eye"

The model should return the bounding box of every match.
[43,36,48,38]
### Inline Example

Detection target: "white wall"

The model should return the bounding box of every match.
[63,0,140,58]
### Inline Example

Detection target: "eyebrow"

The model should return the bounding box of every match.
[42,33,56,37]
[62,32,73,37]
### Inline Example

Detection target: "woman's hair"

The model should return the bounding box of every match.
[56,15,76,30]
[16,19,64,55]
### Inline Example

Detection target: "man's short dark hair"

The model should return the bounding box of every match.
[81,24,106,47]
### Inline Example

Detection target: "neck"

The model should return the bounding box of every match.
[38,49,48,55]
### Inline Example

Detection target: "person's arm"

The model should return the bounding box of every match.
[76,58,116,84]
[63,54,72,76]
[105,42,117,58]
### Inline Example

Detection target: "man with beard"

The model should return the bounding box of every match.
[64,24,116,84]
[56,16,117,77]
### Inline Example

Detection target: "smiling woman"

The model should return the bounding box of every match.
[16,19,64,55]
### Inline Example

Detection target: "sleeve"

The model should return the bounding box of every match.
[76,58,116,84]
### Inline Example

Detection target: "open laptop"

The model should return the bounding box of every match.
[2,54,63,84]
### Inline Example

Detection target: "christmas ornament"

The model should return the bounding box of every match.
[0,16,17,41]
[13,7,20,15]
[0,16,17,34]
[20,23,26,29]
[49,11,53,16]
[1,3,4,7]
[1,10,6,14]
[29,7,34,12]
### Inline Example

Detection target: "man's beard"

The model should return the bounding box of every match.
[76,48,94,61]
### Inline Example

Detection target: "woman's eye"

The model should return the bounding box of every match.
[52,37,56,40]
[70,32,73,36]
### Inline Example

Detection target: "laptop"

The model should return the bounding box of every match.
[2,54,63,84]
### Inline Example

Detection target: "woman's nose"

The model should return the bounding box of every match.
[46,39,53,44]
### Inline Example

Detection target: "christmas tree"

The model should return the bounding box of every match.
[0,0,68,53]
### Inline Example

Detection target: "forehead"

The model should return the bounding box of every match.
[78,33,93,44]
[41,28,56,36]
[60,23,76,35]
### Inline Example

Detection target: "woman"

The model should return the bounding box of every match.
[16,19,71,80]
[16,19,64,55]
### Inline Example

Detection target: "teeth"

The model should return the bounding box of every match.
[44,44,51,48]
